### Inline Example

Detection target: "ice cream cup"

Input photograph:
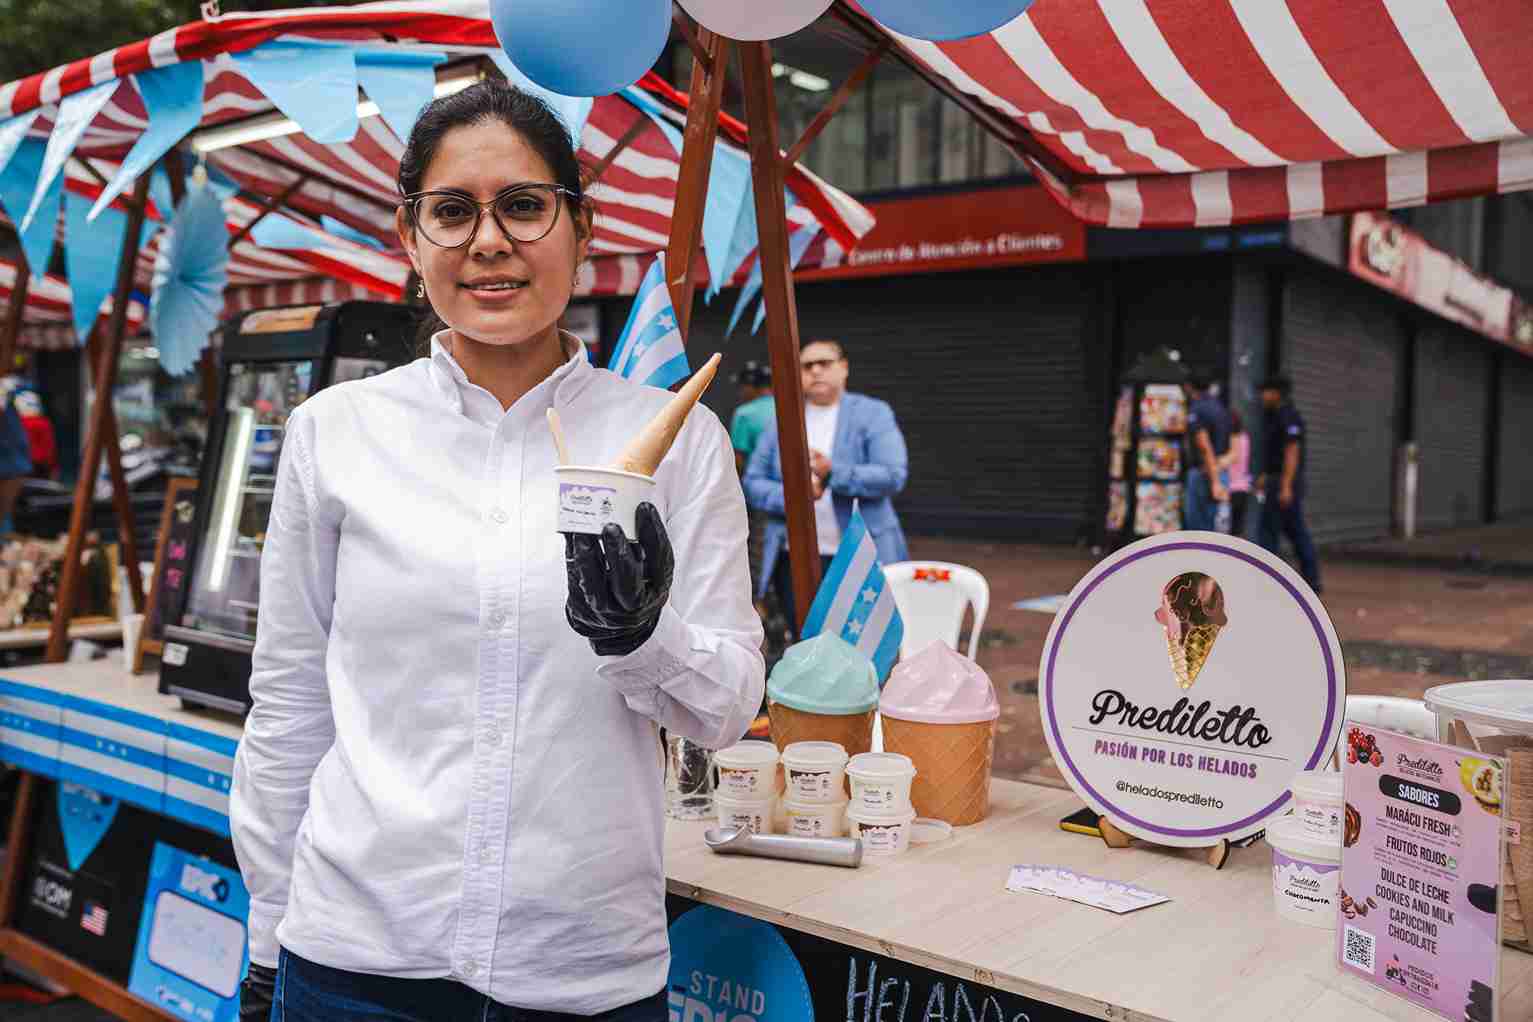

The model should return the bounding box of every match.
[783,796,847,838]
[1266,815,1340,928]
[555,465,656,539]
[846,752,917,812]
[780,741,849,803]
[1289,770,1344,840]
[845,805,916,855]
[714,740,780,800]
[715,793,774,835]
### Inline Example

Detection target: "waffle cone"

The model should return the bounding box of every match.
[1508,749,1533,948]
[881,716,996,826]
[767,702,874,757]
[1167,624,1221,689]
[610,353,721,476]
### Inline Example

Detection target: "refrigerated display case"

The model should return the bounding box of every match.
[159,301,417,712]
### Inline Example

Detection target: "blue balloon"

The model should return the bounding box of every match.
[861,0,1035,41]
[491,0,671,98]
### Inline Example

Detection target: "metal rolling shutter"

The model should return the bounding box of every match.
[1413,323,1491,530]
[691,265,1103,541]
[1499,356,1533,518]
[1281,271,1404,544]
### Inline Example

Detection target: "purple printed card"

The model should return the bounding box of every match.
[1337,722,1506,1022]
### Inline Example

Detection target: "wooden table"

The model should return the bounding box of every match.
[665,780,1533,1022]
[0,621,122,652]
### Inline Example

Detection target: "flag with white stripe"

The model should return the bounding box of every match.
[607,253,689,390]
[802,508,904,683]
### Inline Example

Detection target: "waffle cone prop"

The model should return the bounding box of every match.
[1508,747,1533,948]
[1154,572,1227,689]
[767,702,875,757]
[882,716,996,826]
[609,353,721,476]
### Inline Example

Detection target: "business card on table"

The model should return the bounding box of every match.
[1006,865,1171,914]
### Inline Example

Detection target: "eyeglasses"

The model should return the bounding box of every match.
[801,358,840,371]
[402,183,577,249]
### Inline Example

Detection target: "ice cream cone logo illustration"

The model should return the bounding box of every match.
[1153,572,1227,690]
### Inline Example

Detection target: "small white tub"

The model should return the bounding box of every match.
[845,805,916,856]
[783,797,847,838]
[1290,769,1344,840]
[715,794,774,836]
[781,741,849,804]
[1266,815,1340,928]
[846,752,917,812]
[555,465,655,538]
[715,741,780,800]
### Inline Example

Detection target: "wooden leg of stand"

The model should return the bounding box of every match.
[1207,839,1231,870]
[0,770,37,927]
[1098,816,1132,849]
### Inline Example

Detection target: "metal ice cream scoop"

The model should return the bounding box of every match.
[704,827,863,868]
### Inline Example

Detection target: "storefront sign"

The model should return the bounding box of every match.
[796,184,1085,282]
[1349,212,1527,353]
[1337,727,1505,1022]
[1039,533,1345,846]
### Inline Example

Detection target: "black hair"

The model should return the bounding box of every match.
[397,79,592,349]
[1260,375,1293,397]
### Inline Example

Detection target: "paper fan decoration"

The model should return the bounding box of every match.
[150,174,230,376]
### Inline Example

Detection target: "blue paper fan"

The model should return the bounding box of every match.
[150,179,230,376]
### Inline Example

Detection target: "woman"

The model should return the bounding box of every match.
[232,82,764,1021]
[1222,409,1252,539]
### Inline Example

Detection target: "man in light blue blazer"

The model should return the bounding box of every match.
[744,339,909,632]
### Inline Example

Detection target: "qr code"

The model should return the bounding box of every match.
[1343,925,1375,973]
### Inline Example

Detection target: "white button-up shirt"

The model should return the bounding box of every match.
[230,334,764,1013]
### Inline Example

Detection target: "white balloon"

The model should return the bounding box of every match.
[678,0,834,41]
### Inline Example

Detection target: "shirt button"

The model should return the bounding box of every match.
[488,610,507,629]
[489,507,508,524]
[461,960,479,978]
[480,844,494,865]
[485,727,502,747]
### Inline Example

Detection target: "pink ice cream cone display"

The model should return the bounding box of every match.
[878,640,1000,826]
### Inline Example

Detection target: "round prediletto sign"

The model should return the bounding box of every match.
[1039,532,1345,846]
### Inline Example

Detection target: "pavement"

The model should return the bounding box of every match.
[906,521,1533,789]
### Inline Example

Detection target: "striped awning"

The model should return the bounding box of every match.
[849,0,1532,228]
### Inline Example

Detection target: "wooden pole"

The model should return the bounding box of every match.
[0,261,31,372]
[782,39,888,168]
[738,41,821,629]
[88,329,145,613]
[47,169,153,662]
[584,118,648,188]
[227,173,310,250]
[663,24,731,337]
[0,771,36,928]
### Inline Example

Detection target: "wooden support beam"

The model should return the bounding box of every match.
[227,172,310,250]
[782,39,888,168]
[585,118,648,187]
[164,148,187,207]
[0,260,31,372]
[47,169,153,662]
[663,27,731,338]
[0,930,178,1022]
[0,771,37,929]
[739,41,821,629]
[671,3,714,75]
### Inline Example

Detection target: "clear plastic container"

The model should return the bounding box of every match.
[1423,680,1533,753]
[782,797,847,838]
[781,741,849,804]
[714,740,780,800]
[846,752,917,812]
[845,805,916,855]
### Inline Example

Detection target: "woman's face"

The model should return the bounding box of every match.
[397,120,589,347]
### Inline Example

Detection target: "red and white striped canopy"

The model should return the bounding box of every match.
[852,0,1532,227]
[0,0,872,337]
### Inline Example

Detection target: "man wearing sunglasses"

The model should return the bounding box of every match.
[743,340,909,636]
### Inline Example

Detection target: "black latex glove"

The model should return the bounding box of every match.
[565,502,674,656]
[240,962,278,1021]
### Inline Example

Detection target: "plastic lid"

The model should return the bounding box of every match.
[845,804,916,824]
[847,752,916,778]
[715,740,780,768]
[714,792,775,809]
[908,818,953,844]
[781,740,849,767]
[1265,813,1341,863]
[879,640,1000,724]
[767,633,880,715]
[1289,769,1344,803]
[782,796,849,812]
[1423,680,1533,735]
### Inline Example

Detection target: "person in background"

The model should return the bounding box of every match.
[743,339,908,634]
[1222,408,1252,539]
[1257,375,1321,593]
[14,388,56,481]
[729,361,773,475]
[0,378,33,534]
[1182,373,1231,532]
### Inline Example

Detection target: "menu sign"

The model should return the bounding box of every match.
[1338,726,1505,1022]
[1039,533,1345,846]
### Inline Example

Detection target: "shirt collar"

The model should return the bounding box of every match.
[427,329,591,420]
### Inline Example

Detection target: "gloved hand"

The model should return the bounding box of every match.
[240,962,278,1021]
[565,502,674,656]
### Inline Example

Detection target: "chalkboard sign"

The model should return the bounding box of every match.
[134,479,197,673]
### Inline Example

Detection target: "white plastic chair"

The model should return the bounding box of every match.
[882,561,991,660]
[1330,695,1438,768]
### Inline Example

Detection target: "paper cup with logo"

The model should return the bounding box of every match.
[767,633,879,757]
[879,640,1000,826]
[555,465,655,540]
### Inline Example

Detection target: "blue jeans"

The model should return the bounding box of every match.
[1184,468,1229,532]
[270,949,667,1022]
[1258,487,1321,593]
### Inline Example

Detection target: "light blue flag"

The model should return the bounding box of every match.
[802,508,905,684]
[607,254,689,390]
[491,51,593,147]
[232,42,358,144]
[249,210,332,251]
[356,49,445,143]
[321,214,385,250]
[728,222,822,336]
[22,80,118,231]
[64,189,157,344]
[150,182,230,376]
[90,61,205,221]
[0,139,63,276]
